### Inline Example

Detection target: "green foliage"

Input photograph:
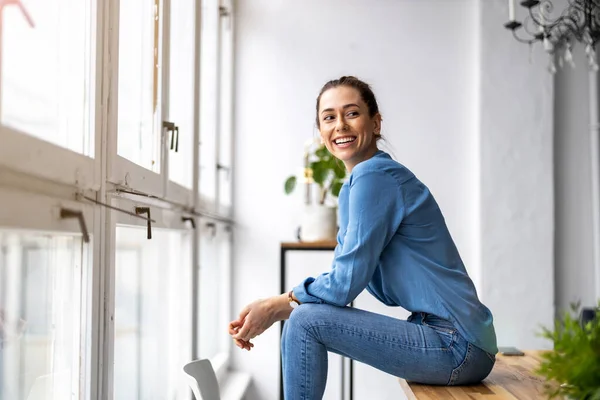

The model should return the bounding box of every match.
[284,144,347,205]
[536,301,600,400]
[284,176,297,195]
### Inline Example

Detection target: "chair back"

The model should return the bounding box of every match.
[183,359,220,400]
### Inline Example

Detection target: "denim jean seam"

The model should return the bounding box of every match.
[448,342,473,385]
[308,322,453,352]
[485,351,496,363]
[301,323,309,399]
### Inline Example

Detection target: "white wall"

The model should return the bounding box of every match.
[233,0,557,398]
[554,45,599,313]
[478,1,555,349]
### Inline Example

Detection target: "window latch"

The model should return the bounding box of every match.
[174,126,179,152]
[163,121,179,152]
[135,207,152,239]
[217,163,230,179]
[205,222,217,238]
[60,208,90,243]
[182,216,196,229]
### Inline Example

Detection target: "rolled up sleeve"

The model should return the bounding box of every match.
[293,170,404,306]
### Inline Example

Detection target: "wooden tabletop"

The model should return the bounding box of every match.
[281,240,337,249]
[399,351,552,400]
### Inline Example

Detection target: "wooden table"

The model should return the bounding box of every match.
[399,351,551,399]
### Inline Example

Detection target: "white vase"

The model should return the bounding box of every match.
[299,204,337,242]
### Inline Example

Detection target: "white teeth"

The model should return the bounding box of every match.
[334,137,356,145]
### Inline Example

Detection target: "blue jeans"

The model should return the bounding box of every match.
[281,304,495,400]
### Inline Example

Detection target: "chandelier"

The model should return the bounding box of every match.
[504,0,600,72]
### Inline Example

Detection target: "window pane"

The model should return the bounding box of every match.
[198,221,229,359]
[217,3,233,209]
[198,221,216,359]
[167,0,195,188]
[1,0,95,156]
[117,0,162,172]
[217,225,232,354]
[114,227,191,400]
[199,0,219,202]
[0,231,83,400]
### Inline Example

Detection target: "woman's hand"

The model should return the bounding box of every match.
[228,319,254,351]
[229,294,290,349]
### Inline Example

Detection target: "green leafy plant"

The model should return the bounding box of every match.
[284,144,347,205]
[536,300,600,400]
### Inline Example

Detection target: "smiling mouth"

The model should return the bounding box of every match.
[333,136,357,145]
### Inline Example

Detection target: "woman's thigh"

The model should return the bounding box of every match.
[284,304,464,385]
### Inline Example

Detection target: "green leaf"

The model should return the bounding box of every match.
[310,161,329,186]
[315,145,329,160]
[331,180,344,197]
[284,176,297,194]
[535,300,600,399]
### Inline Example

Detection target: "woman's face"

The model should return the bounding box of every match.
[318,86,381,171]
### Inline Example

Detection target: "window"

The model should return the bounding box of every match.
[217,0,234,213]
[199,0,220,206]
[1,0,96,156]
[114,226,192,400]
[0,0,235,398]
[0,229,87,400]
[198,221,232,360]
[117,0,162,172]
[167,0,196,189]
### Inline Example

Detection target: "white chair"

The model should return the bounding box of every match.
[183,359,220,400]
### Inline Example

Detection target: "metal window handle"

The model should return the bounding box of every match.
[182,216,196,229]
[135,207,152,239]
[205,222,217,238]
[217,163,230,179]
[60,208,90,243]
[163,121,177,151]
[167,126,179,152]
[219,5,231,29]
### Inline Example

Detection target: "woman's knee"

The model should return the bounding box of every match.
[286,303,329,332]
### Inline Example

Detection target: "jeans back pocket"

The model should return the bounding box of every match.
[421,313,457,335]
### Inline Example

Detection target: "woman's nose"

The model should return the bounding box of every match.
[335,117,348,132]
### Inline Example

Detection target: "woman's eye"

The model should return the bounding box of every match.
[323,115,334,121]
[347,111,359,117]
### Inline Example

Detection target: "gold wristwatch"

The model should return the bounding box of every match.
[288,290,300,309]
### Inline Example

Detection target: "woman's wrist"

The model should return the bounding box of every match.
[269,293,293,320]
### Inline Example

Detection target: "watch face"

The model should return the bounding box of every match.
[290,300,299,309]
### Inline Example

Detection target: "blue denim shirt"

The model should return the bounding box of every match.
[293,150,498,355]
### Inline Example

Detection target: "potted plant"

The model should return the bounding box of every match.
[535,301,600,399]
[284,141,347,242]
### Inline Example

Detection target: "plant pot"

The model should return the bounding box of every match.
[299,204,337,242]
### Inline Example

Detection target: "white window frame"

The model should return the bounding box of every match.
[0,182,96,400]
[0,0,236,397]
[102,194,196,399]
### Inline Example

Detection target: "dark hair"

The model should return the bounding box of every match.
[315,76,380,128]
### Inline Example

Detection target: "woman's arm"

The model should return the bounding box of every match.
[293,170,404,306]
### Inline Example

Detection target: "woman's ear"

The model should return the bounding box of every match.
[373,113,382,136]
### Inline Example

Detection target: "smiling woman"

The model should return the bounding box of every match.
[230,76,498,400]
[316,77,382,172]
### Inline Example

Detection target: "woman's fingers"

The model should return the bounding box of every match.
[233,324,251,341]
[233,338,254,351]
[228,320,242,335]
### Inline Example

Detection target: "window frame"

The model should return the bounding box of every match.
[0,0,236,398]
[0,185,95,400]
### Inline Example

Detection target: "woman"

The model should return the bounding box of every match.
[228,76,497,399]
